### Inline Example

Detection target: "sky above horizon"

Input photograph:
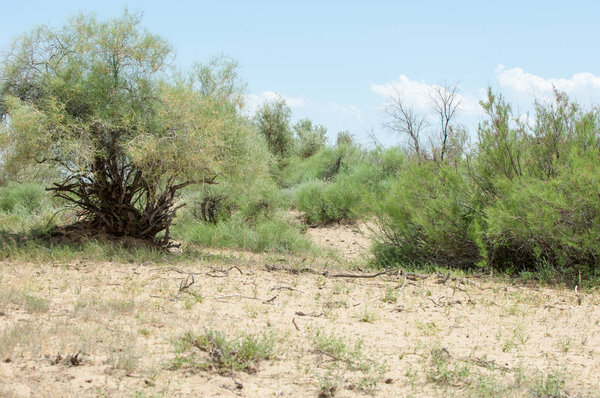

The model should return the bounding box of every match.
[2,1,600,146]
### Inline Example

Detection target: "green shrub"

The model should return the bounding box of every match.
[295,178,363,225]
[484,156,600,277]
[255,97,294,159]
[175,212,312,253]
[372,162,481,270]
[278,144,361,187]
[372,90,600,282]
[0,183,46,213]
[293,118,327,158]
[172,328,277,373]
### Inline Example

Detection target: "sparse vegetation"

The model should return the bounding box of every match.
[0,7,598,398]
[172,328,277,373]
[311,327,387,394]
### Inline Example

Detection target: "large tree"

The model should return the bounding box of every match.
[0,11,265,247]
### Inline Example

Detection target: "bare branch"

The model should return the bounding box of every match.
[383,89,428,160]
[429,83,461,162]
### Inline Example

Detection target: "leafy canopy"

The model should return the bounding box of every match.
[0,11,269,245]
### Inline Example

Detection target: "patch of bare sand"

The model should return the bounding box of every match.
[304,221,375,262]
[1,254,599,397]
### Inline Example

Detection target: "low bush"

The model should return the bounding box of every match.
[295,178,363,225]
[372,162,481,270]
[0,183,47,213]
[372,90,600,283]
[172,328,277,373]
[174,211,312,253]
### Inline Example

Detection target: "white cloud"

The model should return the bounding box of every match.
[496,65,600,104]
[245,91,364,126]
[370,76,483,117]
[327,102,364,122]
[244,91,307,115]
[260,90,307,107]
[370,75,434,112]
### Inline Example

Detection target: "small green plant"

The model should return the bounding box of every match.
[0,183,47,213]
[355,306,378,323]
[311,328,387,393]
[533,370,566,397]
[172,328,277,373]
[416,321,441,336]
[317,367,342,398]
[0,288,48,313]
[427,347,471,387]
[383,286,399,303]
[109,346,139,375]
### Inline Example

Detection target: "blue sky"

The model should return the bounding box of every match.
[2,1,600,145]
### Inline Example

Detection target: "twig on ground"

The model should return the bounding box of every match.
[167,267,204,276]
[179,274,194,292]
[265,263,429,280]
[207,265,246,277]
[427,297,442,307]
[295,311,326,318]
[213,294,276,305]
[270,286,305,293]
[292,318,300,331]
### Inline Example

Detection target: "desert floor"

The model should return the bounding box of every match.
[1,224,599,397]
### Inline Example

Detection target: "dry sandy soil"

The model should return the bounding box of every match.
[1,226,599,398]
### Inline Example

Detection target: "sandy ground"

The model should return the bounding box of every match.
[305,221,374,262]
[1,228,600,398]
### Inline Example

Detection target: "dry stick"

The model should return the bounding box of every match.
[427,297,442,307]
[213,294,277,305]
[270,286,305,293]
[265,263,428,280]
[206,265,246,277]
[292,318,300,331]
[168,265,247,278]
[179,274,195,292]
[295,311,326,318]
[324,270,390,278]
[168,267,204,276]
[398,273,407,293]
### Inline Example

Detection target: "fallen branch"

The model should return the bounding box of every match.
[213,294,276,305]
[295,311,326,318]
[270,286,305,293]
[265,263,424,280]
[179,274,195,292]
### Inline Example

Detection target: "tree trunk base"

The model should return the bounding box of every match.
[47,221,166,250]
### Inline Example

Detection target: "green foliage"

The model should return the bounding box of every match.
[293,117,327,158]
[254,96,294,159]
[295,178,363,225]
[484,156,600,275]
[373,162,480,269]
[172,328,277,373]
[373,88,600,281]
[0,11,267,246]
[175,211,312,253]
[0,183,46,212]
[278,144,357,187]
[0,183,60,235]
[282,144,405,225]
[336,130,354,146]
[311,328,387,393]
